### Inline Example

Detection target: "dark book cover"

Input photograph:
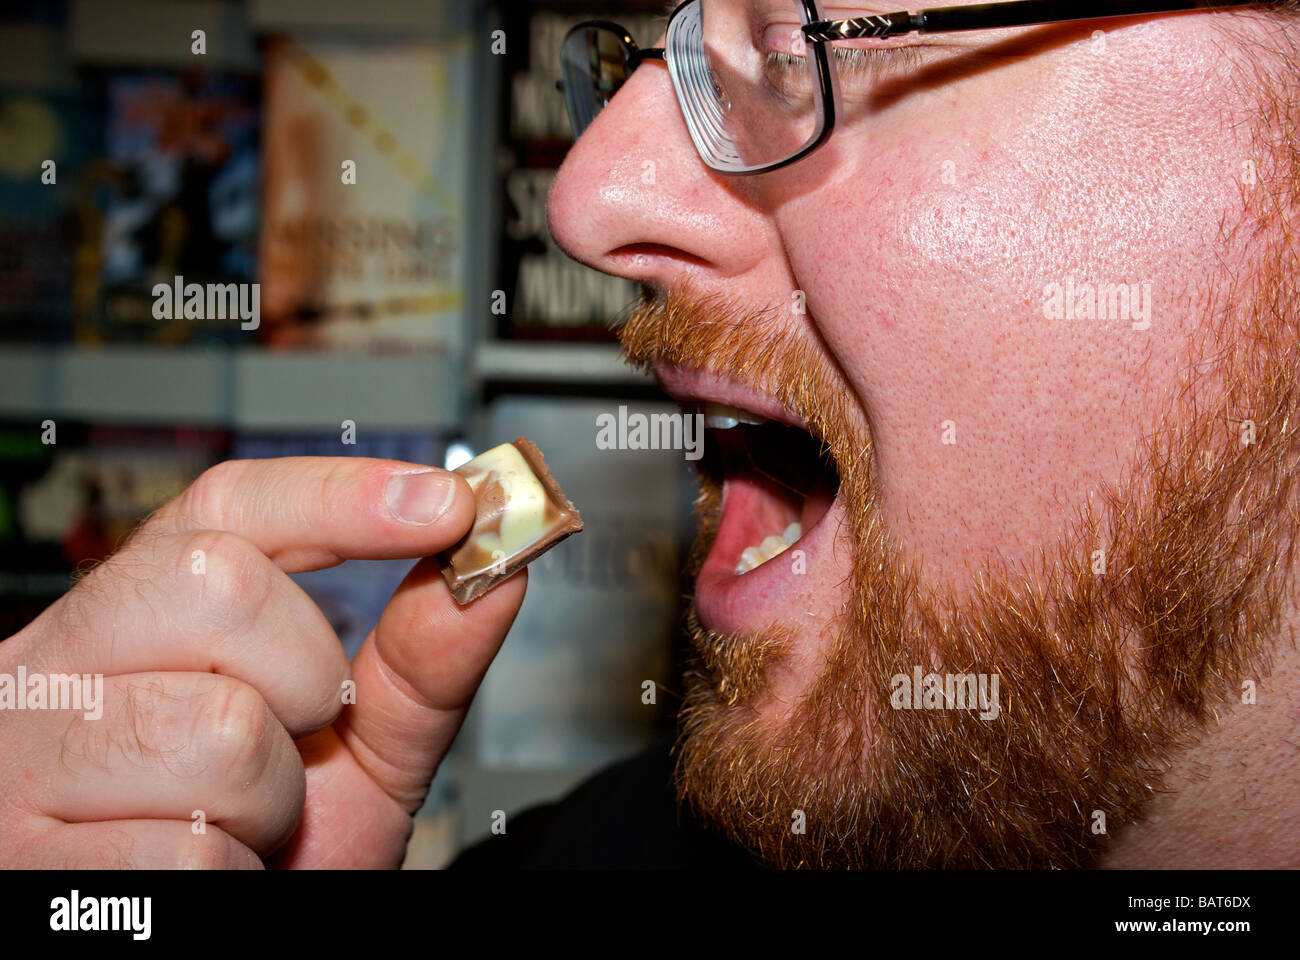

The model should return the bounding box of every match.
[89,69,260,346]
[491,3,664,342]
[0,89,100,344]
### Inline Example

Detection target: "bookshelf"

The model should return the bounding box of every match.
[0,0,682,871]
[0,345,467,429]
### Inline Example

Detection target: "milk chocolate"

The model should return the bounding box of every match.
[439,438,582,604]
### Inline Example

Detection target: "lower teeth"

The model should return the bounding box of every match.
[735,522,803,575]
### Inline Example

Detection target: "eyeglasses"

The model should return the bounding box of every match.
[561,0,1265,175]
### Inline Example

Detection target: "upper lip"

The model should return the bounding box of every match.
[652,362,812,435]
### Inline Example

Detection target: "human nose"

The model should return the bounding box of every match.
[547,37,778,293]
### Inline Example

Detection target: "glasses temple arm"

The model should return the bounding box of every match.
[802,0,1263,40]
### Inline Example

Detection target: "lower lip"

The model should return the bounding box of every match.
[694,476,843,637]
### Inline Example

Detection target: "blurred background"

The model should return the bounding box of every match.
[0,0,695,866]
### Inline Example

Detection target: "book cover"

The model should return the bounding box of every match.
[0,88,99,344]
[491,4,662,341]
[257,37,471,353]
[90,69,260,345]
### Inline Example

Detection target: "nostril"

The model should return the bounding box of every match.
[608,242,711,269]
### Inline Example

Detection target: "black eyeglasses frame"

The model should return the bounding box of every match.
[562,0,1268,175]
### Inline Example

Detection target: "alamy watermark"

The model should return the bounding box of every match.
[50,890,150,940]
[1041,277,1152,330]
[596,405,705,461]
[890,666,1001,721]
[152,275,260,330]
[0,668,103,720]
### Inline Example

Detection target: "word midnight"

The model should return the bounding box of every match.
[152,275,260,330]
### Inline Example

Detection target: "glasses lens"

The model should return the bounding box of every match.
[668,0,826,173]
[561,26,634,139]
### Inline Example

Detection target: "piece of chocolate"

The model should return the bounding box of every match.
[439,437,583,604]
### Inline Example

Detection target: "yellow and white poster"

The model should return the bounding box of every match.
[259,36,470,352]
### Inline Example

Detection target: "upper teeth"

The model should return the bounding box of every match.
[735,522,802,575]
[703,402,769,429]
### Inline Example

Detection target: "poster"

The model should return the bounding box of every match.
[259,37,471,353]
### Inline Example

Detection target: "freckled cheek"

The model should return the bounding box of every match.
[773,185,895,309]
[769,169,968,367]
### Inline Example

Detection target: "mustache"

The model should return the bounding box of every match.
[616,285,884,709]
[615,286,872,467]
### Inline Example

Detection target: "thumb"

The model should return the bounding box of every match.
[336,557,528,811]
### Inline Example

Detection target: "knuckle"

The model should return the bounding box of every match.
[45,584,101,661]
[169,458,251,533]
[183,529,275,635]
[315,459,353,519]
[203,680,275,783]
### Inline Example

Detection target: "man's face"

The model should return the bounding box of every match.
[547,2,1298,866]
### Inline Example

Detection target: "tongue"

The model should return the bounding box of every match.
[727,471,799,543]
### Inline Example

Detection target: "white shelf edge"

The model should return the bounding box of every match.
[474,341,650,385]
[0,345,462,431]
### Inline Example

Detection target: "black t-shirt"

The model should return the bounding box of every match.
[448,734,763,869]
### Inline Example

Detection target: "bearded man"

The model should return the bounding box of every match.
[484,0,1300,869]
[2,0,1296,873]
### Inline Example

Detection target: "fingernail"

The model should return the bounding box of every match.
[386,470,457,525]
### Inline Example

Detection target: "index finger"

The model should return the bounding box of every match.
[141,456,477,573]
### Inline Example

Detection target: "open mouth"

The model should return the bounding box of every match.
[695,402,841,577]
